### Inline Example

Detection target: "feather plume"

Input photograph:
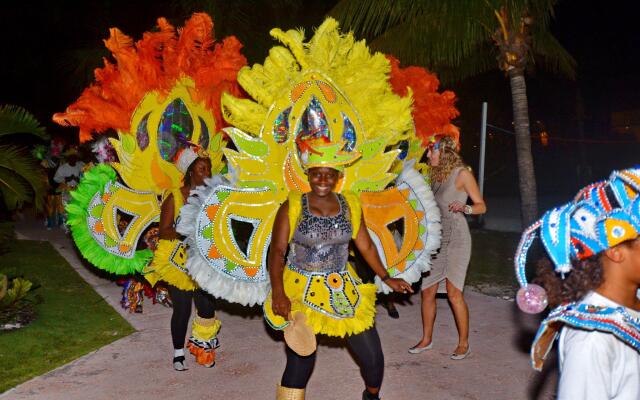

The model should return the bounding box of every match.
[387,55,460,145]
[53,13,247,142]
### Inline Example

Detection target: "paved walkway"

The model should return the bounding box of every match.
[1,220,557,400]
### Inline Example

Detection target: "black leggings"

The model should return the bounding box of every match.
[167,285,216,349]
[281,327,384,389]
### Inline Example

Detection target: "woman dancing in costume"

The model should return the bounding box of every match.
[51,13,246,370]
[410,135,486,359]
[144,146,221,371]
[266,139,413,400]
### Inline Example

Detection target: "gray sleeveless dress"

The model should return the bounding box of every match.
[422,167,472,292]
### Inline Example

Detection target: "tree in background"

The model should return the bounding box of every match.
[332,0,576,226]
[0,105,48,214]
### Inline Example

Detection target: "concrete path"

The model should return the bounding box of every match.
[1,220,557,400]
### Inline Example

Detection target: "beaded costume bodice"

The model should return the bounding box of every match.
[287,193,352,273]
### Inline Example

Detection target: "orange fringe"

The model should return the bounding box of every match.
[187,342,216,367]
[386,55,460,146]
[53,13,247,142]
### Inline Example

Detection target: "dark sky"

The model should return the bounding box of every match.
[1,2,638,127]
[1,1,639,195]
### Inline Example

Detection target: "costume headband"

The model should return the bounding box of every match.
[175,145,209,174]
[428,135,458,153]
[297,137,361,172]
[515,167,640,314]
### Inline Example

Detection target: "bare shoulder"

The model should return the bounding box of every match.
[456,167,475,183]
[161,193,175,209]
[275,200,289,218]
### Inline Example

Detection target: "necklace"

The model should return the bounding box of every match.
[432,180,444,196]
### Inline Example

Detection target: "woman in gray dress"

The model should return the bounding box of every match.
[409,136,486,360]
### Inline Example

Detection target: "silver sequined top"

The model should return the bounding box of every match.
[287,193,352,273]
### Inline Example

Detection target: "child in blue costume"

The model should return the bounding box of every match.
[515,168,640,399]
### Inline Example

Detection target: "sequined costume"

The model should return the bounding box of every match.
[52,14,243,368]
[52,13,245,276]
[264,192,376,337]
[177,18,444,314]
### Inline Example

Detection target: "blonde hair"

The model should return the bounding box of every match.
[429,136,466,183]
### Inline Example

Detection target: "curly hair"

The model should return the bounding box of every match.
[534,256,604,307]
[429,136,467,183]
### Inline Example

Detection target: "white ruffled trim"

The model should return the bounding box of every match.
[177,176,270,306]
[374,165,441,294]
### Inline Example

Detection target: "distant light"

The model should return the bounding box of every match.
[540,131,549,146]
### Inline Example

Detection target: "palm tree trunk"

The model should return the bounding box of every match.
[508,69,538,226]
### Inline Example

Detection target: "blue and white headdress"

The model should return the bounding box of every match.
[515,167,640,301]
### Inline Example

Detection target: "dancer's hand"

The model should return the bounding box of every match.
[448,200,466,213]
[385,278,414,294]
[272,291,291,318]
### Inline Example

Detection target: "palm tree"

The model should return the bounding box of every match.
[0,105,48,213]
[331,0,576,226]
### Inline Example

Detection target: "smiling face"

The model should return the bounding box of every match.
[307,167,341,197]
[188,158,212,187]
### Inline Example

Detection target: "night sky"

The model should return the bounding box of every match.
[1,1,638,197]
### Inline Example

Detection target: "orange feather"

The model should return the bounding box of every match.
[387,55,460,146]
[53,13,247,142]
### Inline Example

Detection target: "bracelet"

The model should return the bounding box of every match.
[463,205,473,215]
[381,275,391,282]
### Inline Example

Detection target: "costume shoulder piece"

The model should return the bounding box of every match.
[531,302,640,371]
[53,13,246,275]
[177,17,444,301]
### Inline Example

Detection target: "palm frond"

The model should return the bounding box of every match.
[430,44,499,85]
[526,0,561,30]
[531,31,576,79]
[0,167,33,211]
[330,0,413,38]
[333,0,573,82]
[0,105,48,139]
[0,145,47,211]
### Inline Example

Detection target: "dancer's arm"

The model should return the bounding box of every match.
[159,194,178,240]
[354,214,413,294]
[269,201,291,318]
[450,169,486,214]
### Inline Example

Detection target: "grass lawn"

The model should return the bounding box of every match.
[0,240,134,393]
[466,229,521,297]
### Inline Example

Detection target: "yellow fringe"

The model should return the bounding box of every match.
[192,316,222,341]
[264,265,376,338]
[143,239,196,291]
